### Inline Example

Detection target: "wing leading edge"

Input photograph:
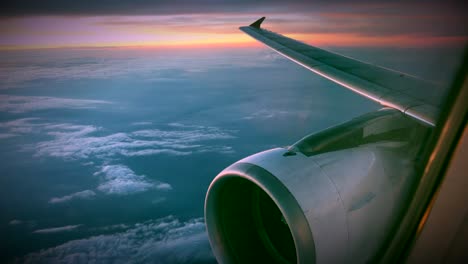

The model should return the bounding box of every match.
[240,17,443,126]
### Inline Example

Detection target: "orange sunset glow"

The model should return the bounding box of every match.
[1,2,467,51]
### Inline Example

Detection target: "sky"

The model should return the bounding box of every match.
[0,0,467,49]
[0,1,466,263]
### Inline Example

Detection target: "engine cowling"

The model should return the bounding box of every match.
[205,109,428,263]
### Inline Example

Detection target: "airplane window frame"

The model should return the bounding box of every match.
[378,48,468,263]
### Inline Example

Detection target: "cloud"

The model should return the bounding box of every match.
[0,94,110,113]
[9,219,23,225]
[1,2,465,40]
[90,223,130,233]
[48,190,96,204]
[242,109,295,120]
[155,182,172,191]
[2,1,464,19]
[0,133,17,139]
[0,48,287,88]
[122,148,192,157]
[241,109,315,122]
[31,122,236,160]
[0,2,465,51]
[33,225,82,234]
[0,117,43,134]
[8,219,38,228]
[131,121,153,126]
[0,51,237,88]
[94,164,171,195]
[0,0,306,16]
[0,118,236,160]
[133,124,236,144]
[152,197,167,205]
[22,216,215,263]
[1,118,234,197]
[0,56,184,88]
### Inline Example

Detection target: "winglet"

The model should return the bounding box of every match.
[249,17,266,29]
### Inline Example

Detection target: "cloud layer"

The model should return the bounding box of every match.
[1,0,314,16]
[1,2,465,50]
[22,216,215,263]
[0,49,278,88]
[0,118,235,198]
[0,118,236,159]
[32,122,235,160]
[2,1,465,18]
[242,109,310,120]
[0,95,110,113]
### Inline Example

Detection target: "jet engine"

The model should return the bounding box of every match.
[205,109,428,263]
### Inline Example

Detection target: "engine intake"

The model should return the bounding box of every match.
[205,162,315,263]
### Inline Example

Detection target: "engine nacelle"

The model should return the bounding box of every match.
[205,109,428,263]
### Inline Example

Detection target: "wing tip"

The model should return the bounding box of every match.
[249,17,266,29]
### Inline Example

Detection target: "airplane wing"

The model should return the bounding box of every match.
[240,17,444,126]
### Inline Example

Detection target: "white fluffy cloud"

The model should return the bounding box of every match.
[94,165,171,195]
[22,216,215,264]
[0,94,110,113]
[49,190,96,204]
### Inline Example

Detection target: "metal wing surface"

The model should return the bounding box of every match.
[240,17,444,126]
